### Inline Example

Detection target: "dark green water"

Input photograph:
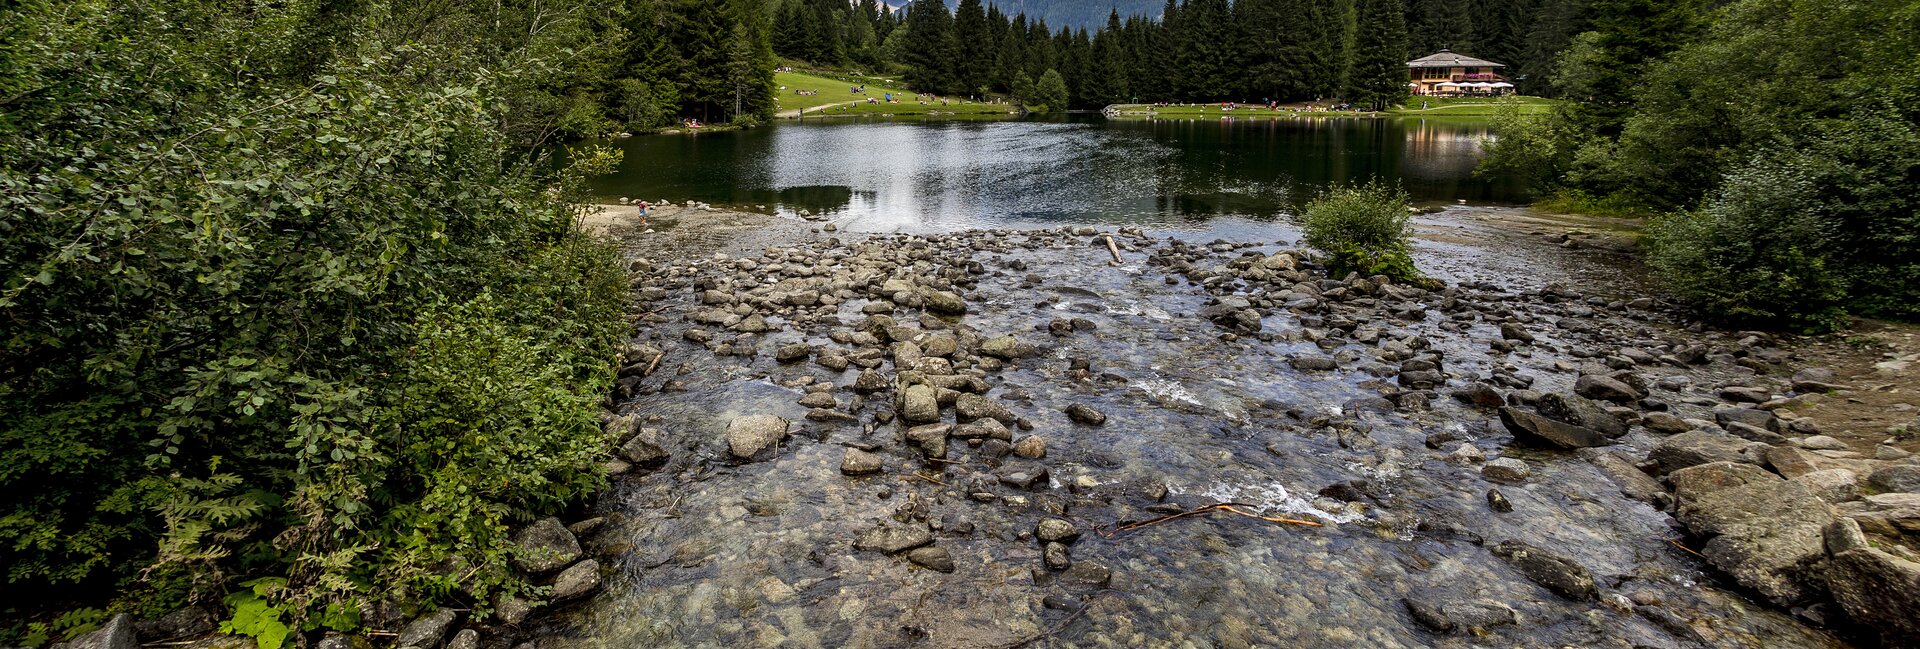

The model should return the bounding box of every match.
[587,116,1522,231]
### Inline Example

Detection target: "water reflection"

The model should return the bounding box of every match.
[587,116,1520,232]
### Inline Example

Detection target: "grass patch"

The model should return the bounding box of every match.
[774,71,1016,117]
[1533,190,1662,219]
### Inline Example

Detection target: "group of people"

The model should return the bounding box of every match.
[793,89,820,96]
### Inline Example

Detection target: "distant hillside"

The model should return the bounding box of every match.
[949,0,1164,29]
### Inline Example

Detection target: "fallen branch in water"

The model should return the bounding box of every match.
[1098,502,1323,538]
[1103,235,1123,263]
[641,352,664,377]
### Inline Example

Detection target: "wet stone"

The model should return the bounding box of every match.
[906,545,956,572]
[1013,435,1047,459]
[855,523,933,554]
[1043,542,1072,570]
[725,415,789,461]
[841,448,883,476]
[1487,488,1514,513]
[1035,518,1080,544]
[1499,407,1610,449]
[551,559,601,600]
[1065,403,1107,426]
[397,608,459,649]
[1491,540,1599,601]
[1482,458,1532,483]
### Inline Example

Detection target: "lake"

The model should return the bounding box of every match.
[587,116,1522,232]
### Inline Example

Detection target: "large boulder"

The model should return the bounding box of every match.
[511,517,582,574]
[1535,393,1627,437]
[725,415,789,461]
[1499,407,1610,449]
[1675,477,1833,605]
[619,428,670,465]
[1825,519,1920,646]
[1868,465,1920,494]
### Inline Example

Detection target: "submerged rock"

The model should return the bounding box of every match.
[1499,407,1610,449]
[725,415,789,461]
[855,523,933,554]
[1491,540,1599,601]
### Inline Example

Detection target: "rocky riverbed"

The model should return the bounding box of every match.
[464,205,1920,648]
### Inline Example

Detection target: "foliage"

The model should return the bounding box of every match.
[1645,156,1848,331]
[220,579,293,649]
[1345,0,1409,112]
[2,608,108,647]
[1299,181,1421,281]
[0,0,627,627]
[1505,0,1920,327]
[1029,70,1070,114]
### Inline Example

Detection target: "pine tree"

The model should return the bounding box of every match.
[953,0,994,96]
[902,0,959,93]
[1346,0,1409,111]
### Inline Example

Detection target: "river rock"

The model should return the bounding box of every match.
[494,594,533,625]
[1490,540,1599,601]
[956,393,1016,424]
[619,428,670,465]
[852,369,889,392]
[134,608,213,642]
[1641,411,1692,434]
[447,630,478,649]
[1036,518,1080,543]
[397,608,458,649]
[1580,449,1670,506]
[1065,403,1107,426]
[1499,407,1610,449]
[798,391,838,409]
[1650,431,1759,475]
[1574,374,1643,404]
[1669,461,1778,504]
[1043,542,1072,570]
[1795,468,1860,503]
[1482,458,1531,483]
[979,335,1036,359]
[906,545,956,572]
[919,289,967,315]
[1675,477,1833,605]
[551,560,601,600]
[1535,393,1627,437]
[841,448,883,475]
[855,523,933,554]
[904,423,951,458]
[725,415,789,461]
[1869,465,1920,493]
[900,384,940,423]
[1014,436,1047,458]
[1715,407,1779,433]
[512,517,582,574]
[65,614,136,649]
[1499,323,1535,342]
[1825,523,1920,646]
[1290,355,1338,371]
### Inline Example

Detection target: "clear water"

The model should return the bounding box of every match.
[587,116,1523,233]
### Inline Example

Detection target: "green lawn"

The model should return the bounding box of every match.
[1106,96,1560,119]
[774,70,1018,118]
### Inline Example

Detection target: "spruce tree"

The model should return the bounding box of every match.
[902,0,959,93]
[953,0,993,96]
[1346,0,1409,111]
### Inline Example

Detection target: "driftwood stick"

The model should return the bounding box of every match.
[1103,235,1123,263]
[641,352,664,377]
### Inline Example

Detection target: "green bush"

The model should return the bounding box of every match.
[1299,181,1421,282]
[0,0,627,628]
[1645,154,1848,331]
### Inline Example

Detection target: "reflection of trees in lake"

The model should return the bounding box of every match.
[1399,119,1490,181]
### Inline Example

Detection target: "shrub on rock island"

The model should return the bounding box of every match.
[1299,181,1422,283]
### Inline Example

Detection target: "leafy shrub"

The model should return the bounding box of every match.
[1645,154,1847,331]
[1299,181,1421,282]
[0,0,626,626]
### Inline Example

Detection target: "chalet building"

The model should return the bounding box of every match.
[1408,50,1516,97]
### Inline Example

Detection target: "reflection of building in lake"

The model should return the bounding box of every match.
[1400,119,1490,181]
